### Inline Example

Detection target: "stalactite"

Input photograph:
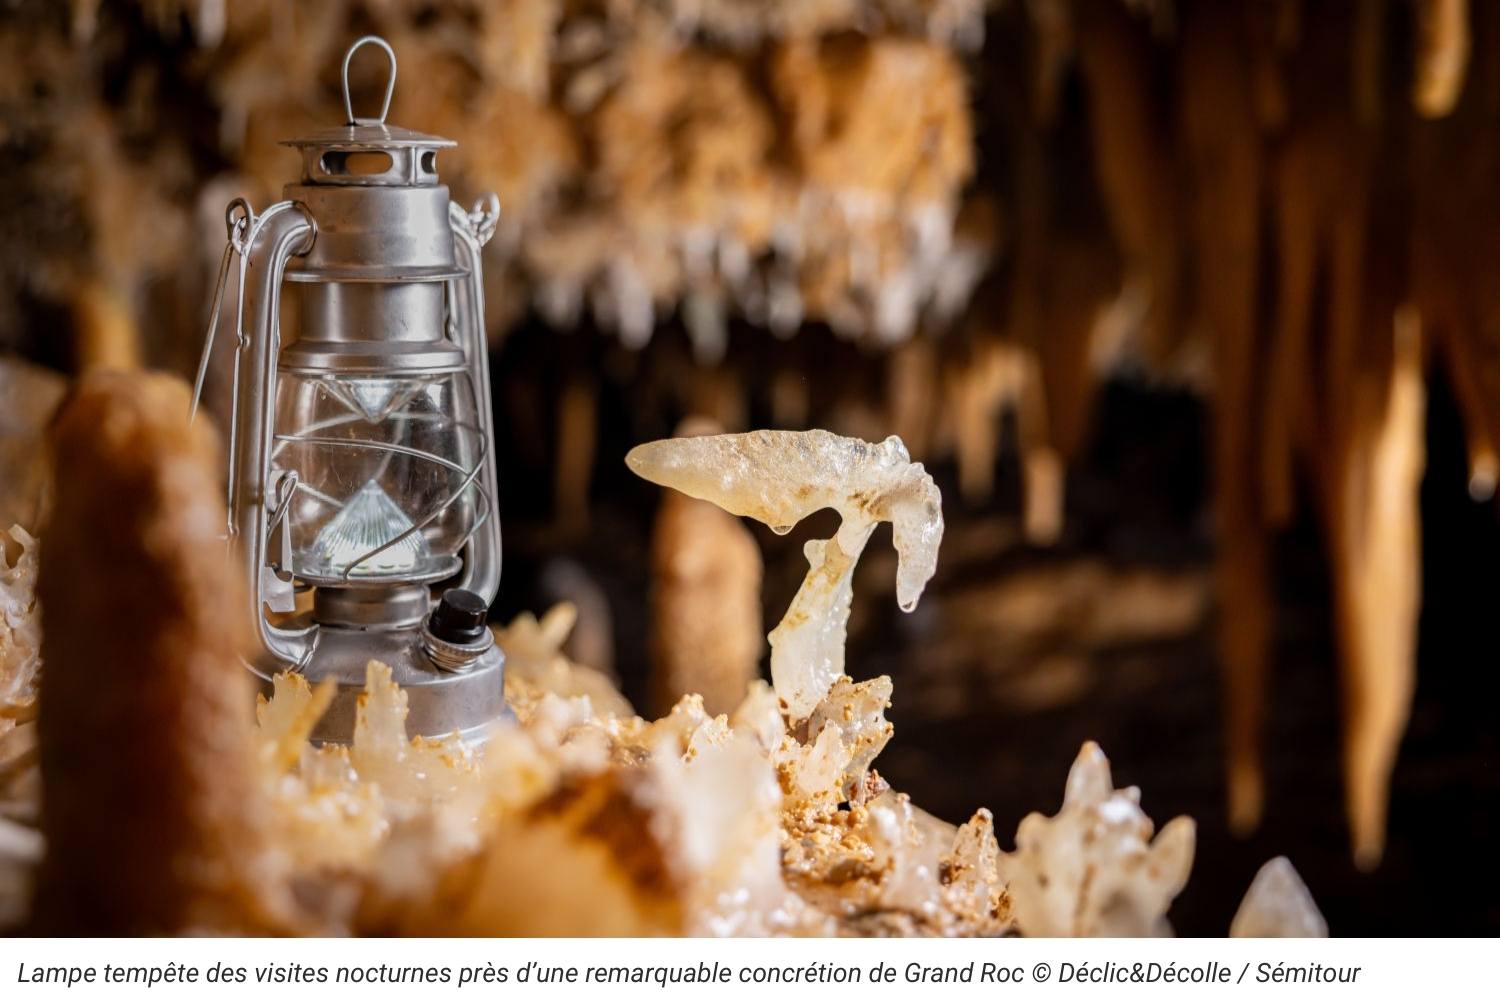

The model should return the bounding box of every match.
[1178,1,1271,835]
[888,337,939,460]
[948,339,1011,506]
[1331,309,1425,870]
[1414,0,1472,118]
[1076,0,1181,366]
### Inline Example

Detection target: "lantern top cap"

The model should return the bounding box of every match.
[281,35,455,185]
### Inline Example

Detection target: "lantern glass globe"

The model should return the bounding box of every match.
[270,369,485,585]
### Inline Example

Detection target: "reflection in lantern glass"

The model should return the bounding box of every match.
[324,377,420,424]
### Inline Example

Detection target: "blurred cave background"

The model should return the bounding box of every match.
[3,0,1500,933]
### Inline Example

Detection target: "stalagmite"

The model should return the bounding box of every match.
[71,280,141,372]
[553,378,598,535]
[32,371,292,933]
[647,419,764,717]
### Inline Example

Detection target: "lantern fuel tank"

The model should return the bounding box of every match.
[191,36,507,742]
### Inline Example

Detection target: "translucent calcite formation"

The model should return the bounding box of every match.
[626,430,943,721]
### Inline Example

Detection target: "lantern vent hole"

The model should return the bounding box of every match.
[319,150,394,177]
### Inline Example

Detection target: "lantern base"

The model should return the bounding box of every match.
[247,617,510,744]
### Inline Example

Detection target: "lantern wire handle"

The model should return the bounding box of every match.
[189,198,254,425]
[341,35,397,125]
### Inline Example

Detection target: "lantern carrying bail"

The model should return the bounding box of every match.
[342,35,396,126]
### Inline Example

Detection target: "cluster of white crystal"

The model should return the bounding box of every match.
[1003,741,1197,937]
[0,526,40,722]
[0,524,41,927]
[238,429,1324,939]
[1231,857,1328,938]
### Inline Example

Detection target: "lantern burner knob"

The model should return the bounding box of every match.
[430,588,488,642]
[422,588,495,672]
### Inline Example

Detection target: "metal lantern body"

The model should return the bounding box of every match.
[195,37,506,742]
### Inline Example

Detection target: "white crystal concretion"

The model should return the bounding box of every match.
[0,524,40,717]
[1002,741,1196,937]
[626,430,943,721]
[1230,857,1328,938]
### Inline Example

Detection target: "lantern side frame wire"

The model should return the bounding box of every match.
[269,407,485,510]
[447,196,502,605]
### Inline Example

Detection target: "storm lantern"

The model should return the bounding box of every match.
[191,36,506,741]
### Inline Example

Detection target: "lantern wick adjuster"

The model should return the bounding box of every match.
[341,35,397,126]
[422,589,495,673]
